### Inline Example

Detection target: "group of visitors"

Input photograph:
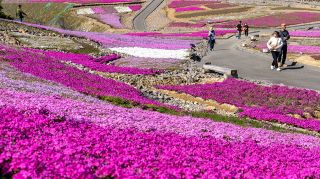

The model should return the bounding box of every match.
[207,21,250,51]
[236,21,249,39]
[207,21,290,72]
[267,23,290,71]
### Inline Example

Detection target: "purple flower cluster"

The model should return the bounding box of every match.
[158,78,320,130]
[4,0,136,3]
[0,63,99,103]
[240,107,320,132]
[1,106,320,178]
[30,48,121,63]
[288,45,320,54]
[15,47,161,75]
[290,30,320,37]
[1,88,320,148]
[128,4,142,11]
[0,45,162,106]
[214,12,320,28]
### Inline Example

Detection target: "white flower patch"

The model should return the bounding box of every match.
[114,6,132,13]
[76,8,95,15]
[109,47,189,59]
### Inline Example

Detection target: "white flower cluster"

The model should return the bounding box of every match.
[76,8,95,15]
[114,6,132,13]
[109,47,189,59]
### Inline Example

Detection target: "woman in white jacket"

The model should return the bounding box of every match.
[267,31,283,71]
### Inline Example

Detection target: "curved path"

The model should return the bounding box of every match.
[200,26,320,91]
[133,0,164,31]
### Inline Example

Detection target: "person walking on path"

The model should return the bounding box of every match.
[267,31,283,71]
[279,23,290,67]
[236,21,242,39]
[16,5,27,22]
[243,23,249,37]
[208,27,216,51]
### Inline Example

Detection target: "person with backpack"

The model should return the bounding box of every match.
[236,21,242,39]
[267,31,284,71]
[16,5,27,22]
[208,27,216,51]
[279,23,290,67]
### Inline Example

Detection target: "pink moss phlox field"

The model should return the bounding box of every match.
[1,106,320,178]
[128,4,142,11]
[290,30,320,37]
[214,12,320,28]
[289,45,320,54]
[0,63,100,103]
[29,48,121,64]
[175,6,205,12]
[0,45,163,106]
[3,0,135,3]
[2,87,320,177]
[239,107,320,132]
[158,78,320,130]
[20,48,161,75]
[1,88,320,149]
[0,106,319,178]
[19,21,194,50]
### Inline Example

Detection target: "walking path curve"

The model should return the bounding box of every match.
[200,26,320,91]
[133,0,164,31]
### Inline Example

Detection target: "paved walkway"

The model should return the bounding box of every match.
[200,36,320,91]
[133,0,164,31]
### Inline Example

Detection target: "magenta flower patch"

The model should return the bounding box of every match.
[174,6,205,12]
[158,78,320,131]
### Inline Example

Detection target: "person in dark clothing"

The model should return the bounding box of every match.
[16,5,27,22]
[236,21,242,39]
[279,23,290,67]
[208,27,216,51]
[243,23,249,37]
